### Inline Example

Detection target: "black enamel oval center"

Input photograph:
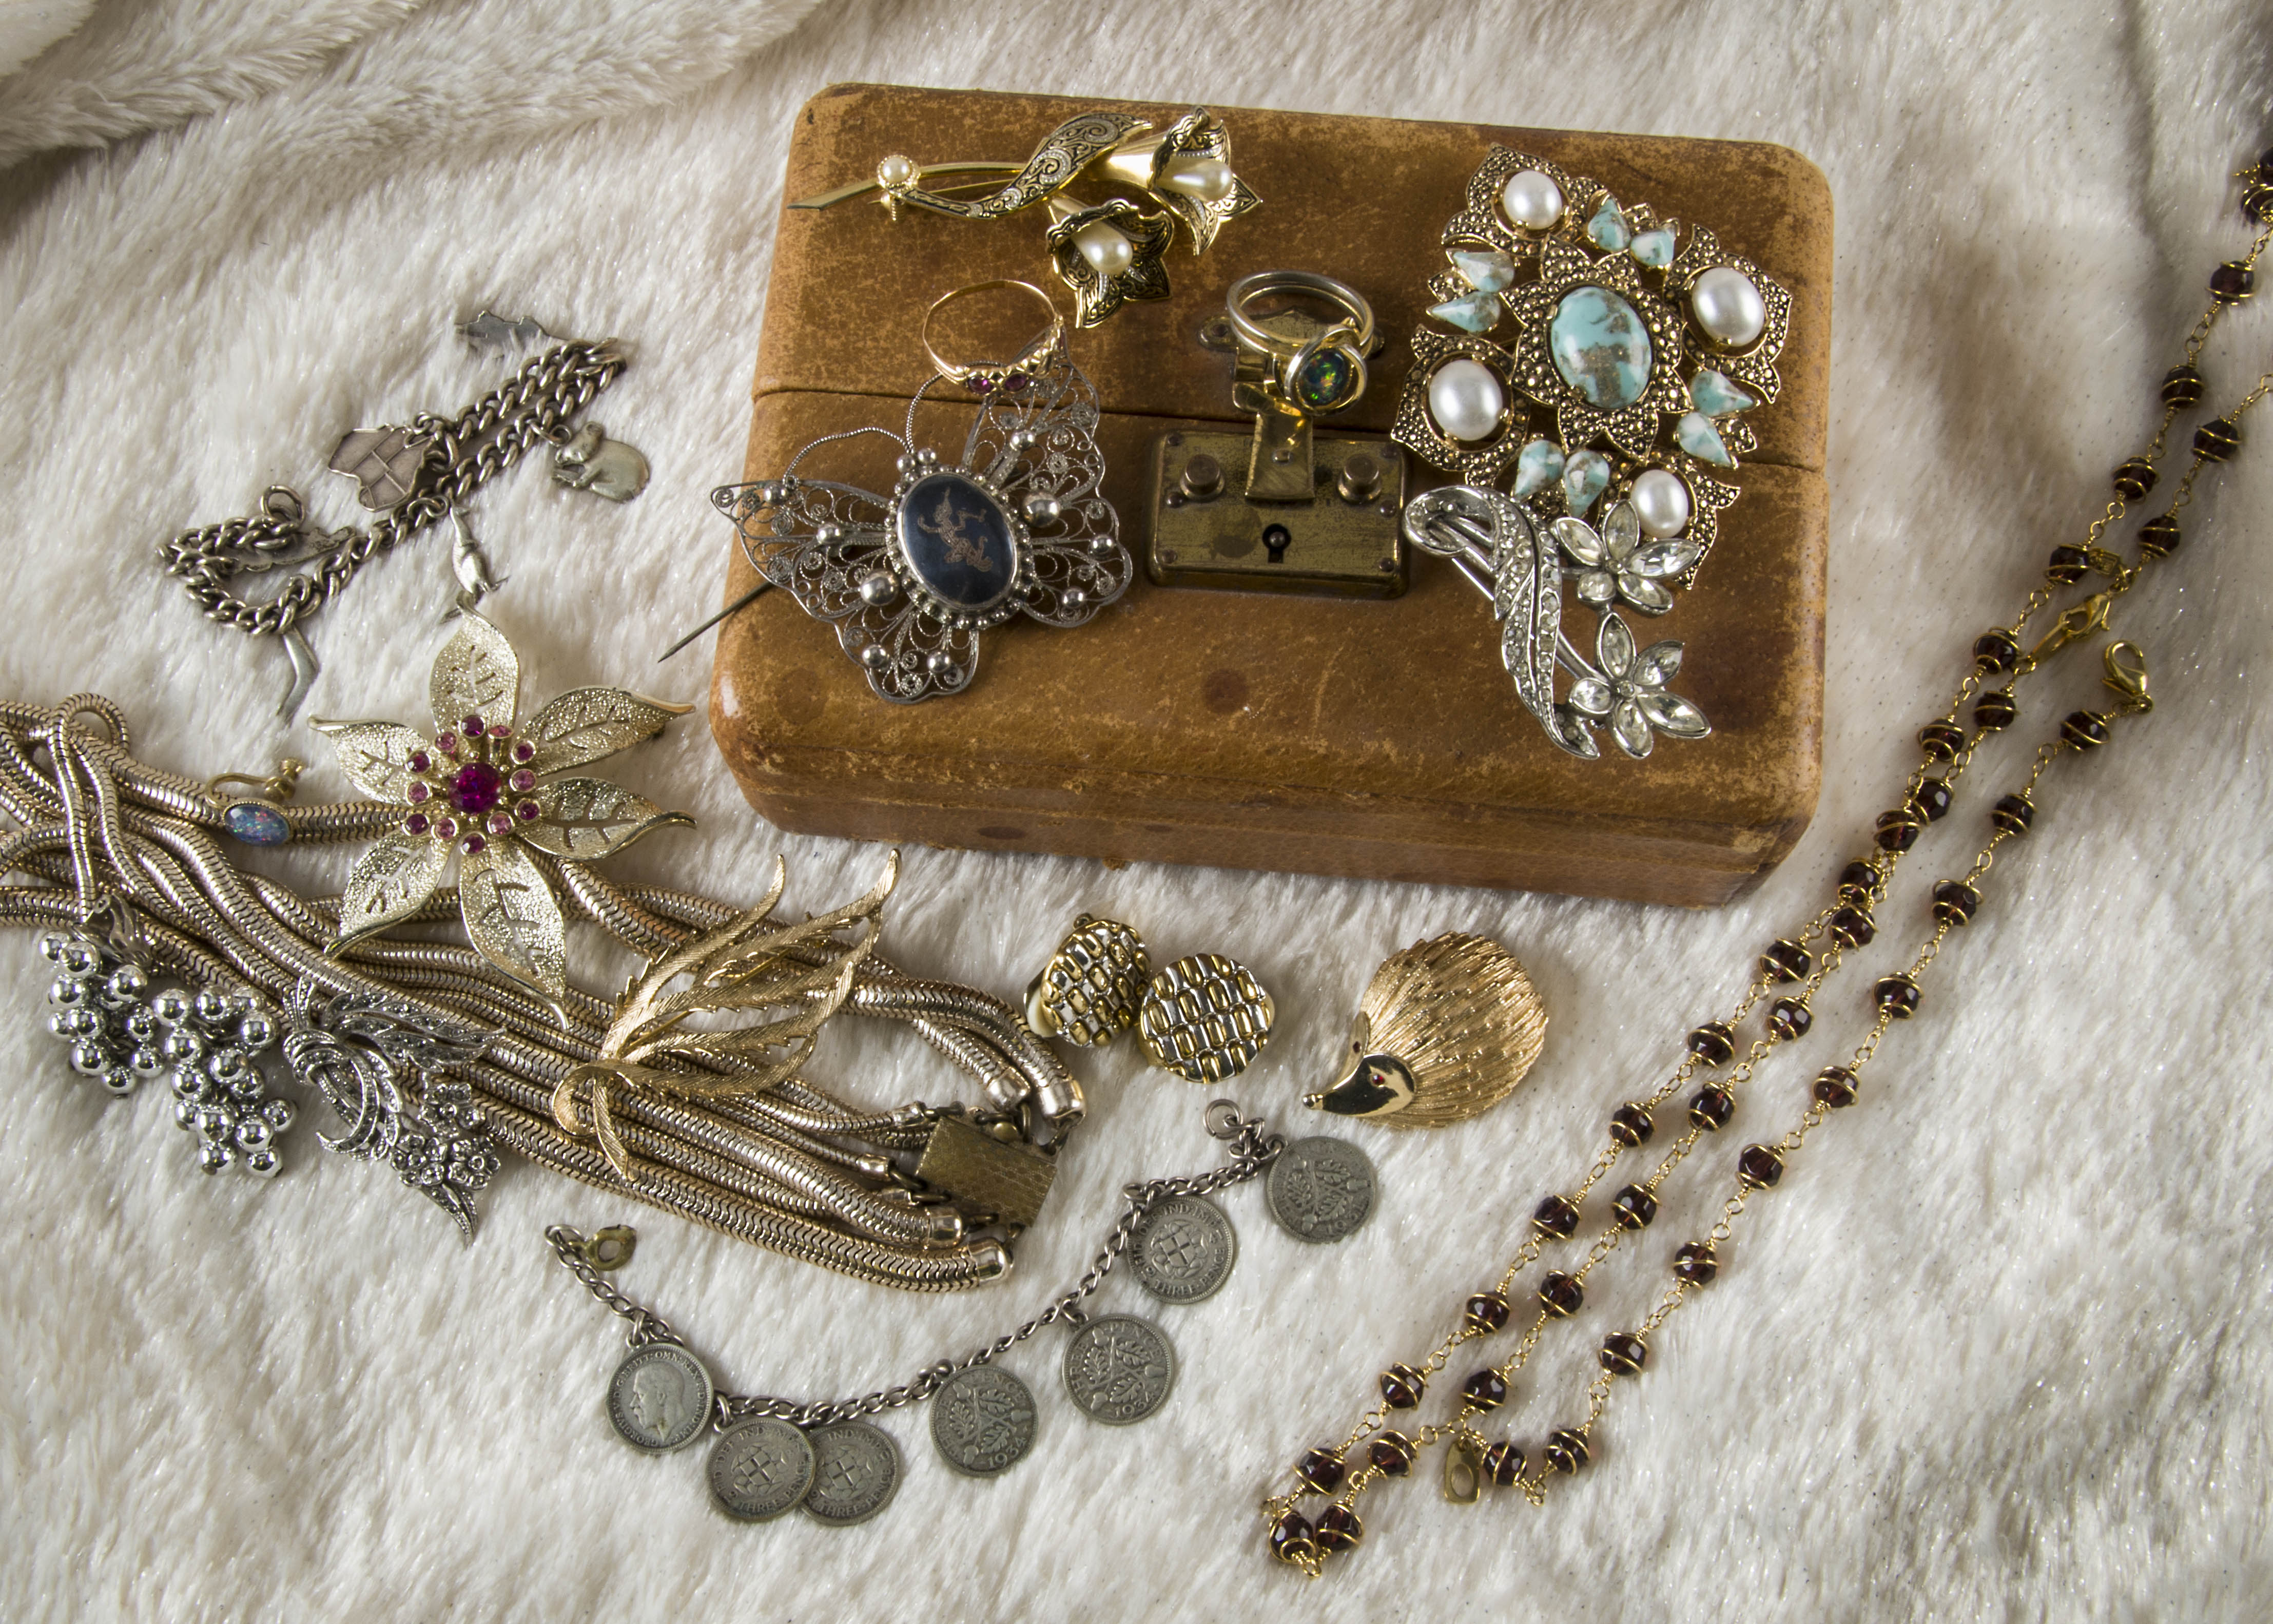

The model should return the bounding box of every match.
[898,472,1016,611]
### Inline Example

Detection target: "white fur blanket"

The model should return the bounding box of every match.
[2,2,2269,1619]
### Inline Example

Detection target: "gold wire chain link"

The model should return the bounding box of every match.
[1264,179,2273,1578]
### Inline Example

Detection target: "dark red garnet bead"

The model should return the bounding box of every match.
[1932,880,1979,925]
[1909,779,1954,823]
[1838,859,1886,905]
[1270,1510,1316,1565]
[2136,514,2181,558]
[1543,1429,1591,1475]
[1532,1193,1582,1240]
[1874,975,1922,1018]
[2062,710,2112,749]
[1686,1021,1737,1066]
[1873,809,1922,853]
[1464,1291,1511,1334]
[1462,1368,1510,1411]
[2209,262,2255,303]
[2194,417,2242,462]
[1674,1241,1720,1284]
[1608,1104,1655,1147]
[1973,629,2021,674]
[1539,1271,1585,1318]
[1918,721,1966,763]
[1599,1332,1649,1376]
[2260,147,2273,184]
[2046,545,2091,585]
[2111,457,2158,500]
[1314,1503,1363,1553]
[1481,1441,1524,1486]
[1369,1430,1417,1475]
[1760,939,1813,983]
[1992,792,2035,835]
[1766,997,1813,1043]
[1379,1364,1426,1409]
[1295,1448,1346,1495]
[448,760,504,816]
[1737,1144,1785,1189]
[1974,689,2018,732]
[1610,1184,1658,1231]
[2161,363,2205,407]
[1813,1066,1860,1108]
[1829,904,1876,948]
[1688,1086,1736,1131]
[2247,181,2273,226]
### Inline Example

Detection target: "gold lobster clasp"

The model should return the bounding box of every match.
[2101,640,2153,714]
[2027,588,2115,666]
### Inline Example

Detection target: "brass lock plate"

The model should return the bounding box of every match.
[1147,429,1409,598]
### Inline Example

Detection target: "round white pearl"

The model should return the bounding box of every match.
[1160,156,1234,202]
[876,153,917,189]
[1427,359,1506,443]
[1501,169,1565,230]
[1628,469,1691,537]
[1692,266,1766,348]
[1074,220,1134,278]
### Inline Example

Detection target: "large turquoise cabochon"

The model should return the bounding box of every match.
[1548,286,1654,411]
[897,473,1017,611]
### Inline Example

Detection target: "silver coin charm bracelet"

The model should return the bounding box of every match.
[551,1100,1366,1524]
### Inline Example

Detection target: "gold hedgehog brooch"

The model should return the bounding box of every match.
[1304,933,1548,1129]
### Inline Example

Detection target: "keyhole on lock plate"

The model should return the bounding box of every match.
[1262,524,1292,563]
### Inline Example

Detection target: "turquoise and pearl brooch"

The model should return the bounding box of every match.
[1393,147,1790,760]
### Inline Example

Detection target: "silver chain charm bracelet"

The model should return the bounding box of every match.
[158,328,640,717]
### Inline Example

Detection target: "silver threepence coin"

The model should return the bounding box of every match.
[802,1421,903,1527]
[1266,1135,1378,1244]
[707,1419,817,1522]
[605,1343,715,1454]
[1061,1314,1176,1426]
[930,1364,1038,1477]
[1130,1194,1238,1304]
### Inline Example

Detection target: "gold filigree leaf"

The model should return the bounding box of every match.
[458,837,567,1006]
[518,778,692,860]
[310,720,428,802]
[601,858,788,1052]
[610,855,895,1063]
[331,832,451,952]
[520,686,693,777]
[429,612,519,739]
[701,852,897,984]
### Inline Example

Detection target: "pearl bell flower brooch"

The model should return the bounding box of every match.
[315,614,692,1008]
[712,294,1131,705]
[790,107,1261,327]
[1393,148,1790,760]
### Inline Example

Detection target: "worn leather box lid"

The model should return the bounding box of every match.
[710,83,1831,906]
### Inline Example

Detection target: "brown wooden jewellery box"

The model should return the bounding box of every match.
[709,84,1831,906]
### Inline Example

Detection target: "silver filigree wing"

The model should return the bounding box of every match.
[711,471,981,703]
[963,360,1129,627]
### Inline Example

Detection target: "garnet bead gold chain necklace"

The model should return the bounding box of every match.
[1261,149,2273,1577]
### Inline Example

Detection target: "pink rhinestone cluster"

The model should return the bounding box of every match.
[399,713,543,855]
